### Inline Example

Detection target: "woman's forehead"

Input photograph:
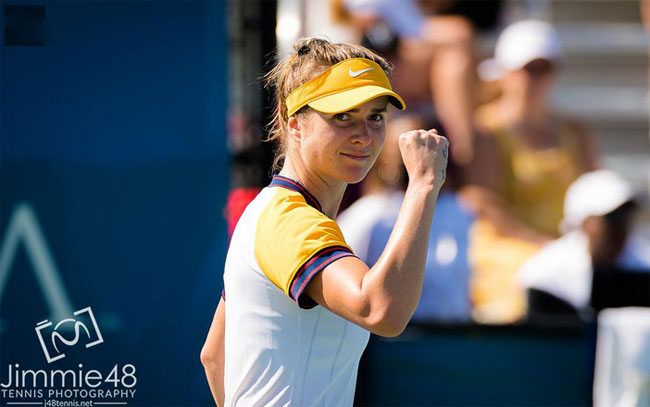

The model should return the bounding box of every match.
[344,96,390,113]
[366,96,390,109]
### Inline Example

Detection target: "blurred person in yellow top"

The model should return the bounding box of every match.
[464,20,598,324]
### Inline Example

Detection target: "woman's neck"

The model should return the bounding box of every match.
[279,157,347,219]
[499,92,550,128]
[496,94,561,148]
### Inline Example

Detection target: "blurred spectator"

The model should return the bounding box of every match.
[337,118,474,324]
[518,170,649,318]
[464,20,598,324]
[332,0,502,166]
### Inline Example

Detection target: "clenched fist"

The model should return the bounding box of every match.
[398,129,448,189]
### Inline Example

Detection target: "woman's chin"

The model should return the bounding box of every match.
[338,169,370,184]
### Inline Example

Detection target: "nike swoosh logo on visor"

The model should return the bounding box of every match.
[348,67,374,77]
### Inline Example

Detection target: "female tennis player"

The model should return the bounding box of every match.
[201,37,448,406]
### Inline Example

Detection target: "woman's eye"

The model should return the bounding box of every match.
[369,113,385,123]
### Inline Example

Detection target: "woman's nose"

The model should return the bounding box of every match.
[351,122,371,145]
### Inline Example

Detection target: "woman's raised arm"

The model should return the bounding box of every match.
[306,129,447,336]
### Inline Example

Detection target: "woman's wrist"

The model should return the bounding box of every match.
[407,176,442,194]
[405,180,441,205]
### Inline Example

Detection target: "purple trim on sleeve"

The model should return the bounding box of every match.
[289,245,355,309]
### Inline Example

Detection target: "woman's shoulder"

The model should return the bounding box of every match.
[260,186,338,236]
[474,101,505,134]
[556,114,587,139]
[230,186,323,236]
[548,113,588,148]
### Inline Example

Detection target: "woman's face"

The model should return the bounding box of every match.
[293,96,389,184]
[501,58,555,102]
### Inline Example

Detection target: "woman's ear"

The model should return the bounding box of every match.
[287,115,302,143]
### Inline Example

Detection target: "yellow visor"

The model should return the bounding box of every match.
[285,58,406,117]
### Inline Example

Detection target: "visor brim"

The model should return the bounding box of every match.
[307,85,406,114]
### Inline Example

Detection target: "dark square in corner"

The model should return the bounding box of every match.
[4,5,47,46]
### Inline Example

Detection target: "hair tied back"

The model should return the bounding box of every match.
[297,44,310,56]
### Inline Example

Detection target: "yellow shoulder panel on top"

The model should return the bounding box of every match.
[255,187,353,305]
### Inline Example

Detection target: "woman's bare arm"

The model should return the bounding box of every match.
[201,298,225,407]
[306,129,447,337]
[462,129,552,244]
[460,185,551,244]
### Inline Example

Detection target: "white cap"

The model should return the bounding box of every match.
[561,170,634,233]
[478,19,562,81]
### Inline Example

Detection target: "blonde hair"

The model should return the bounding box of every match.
[263,38,392,173]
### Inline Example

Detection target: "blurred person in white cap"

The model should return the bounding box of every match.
[463,19,598,324]
[518,170,646,314]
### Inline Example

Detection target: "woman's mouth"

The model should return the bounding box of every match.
[341,152,370,161]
